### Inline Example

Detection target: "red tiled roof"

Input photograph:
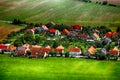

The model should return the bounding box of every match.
[69,48,81,52]
[105,32,118,37]
[109,47,119,55]
[70,25,82,30]
[54,48,63,53]
[0,44,8,50]
[49,28,56,33]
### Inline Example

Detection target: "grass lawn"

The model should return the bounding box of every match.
[0,54,120,80]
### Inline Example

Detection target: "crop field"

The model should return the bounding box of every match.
[0,0,120,26]
[0,54,120,80]
[0,22,24,41]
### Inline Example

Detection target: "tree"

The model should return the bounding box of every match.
[12,19,22,25]
[7,31,16,38]
[102,1,107,5]
[116,26,120,34]
[14,39,22,47]
[23,32,34,44]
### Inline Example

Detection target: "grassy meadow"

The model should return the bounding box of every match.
[0,0,120,27]
[0,54,120,80]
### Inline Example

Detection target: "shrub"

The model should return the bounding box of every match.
[109,4,117,7]
[102,1,107,5]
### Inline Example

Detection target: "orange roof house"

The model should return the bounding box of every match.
[109,47,119,55]
[63,29,70,35]
[93,33,100,40]
[8,46,17,51]
[55,45,64,53]
[42,46,51,53]
[88,46,96,55]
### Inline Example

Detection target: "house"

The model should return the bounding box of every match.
[87,46,96,55]
[109,47,119,60]
[0,44,8,50]
[42,25,48,31]
[77,34,88,39]
[70,31,78,36]
[29,46,47,58]
[8,46,17,51]
[70,25,82,31]
[96,48,107,60]
[54,45,64,56]
[69,47,81,57]
[102,37,112,45]
[85,46,96,58]
[29,46,41,58]
[63,29,70,35]
[109,47,119,55]
[92,33,100,40]
[42,45,51,54]
[27,28,36,34]
[0,44,16,54]
[105,32,118,37]
[105,32,112,37]
[55,30,61,36]
[14,46,26,56]
[49,28,57,36]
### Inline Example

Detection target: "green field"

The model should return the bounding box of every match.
[0,54,120,80]
[0,0,120,27]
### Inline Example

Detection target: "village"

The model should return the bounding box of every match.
[0,20,120,60]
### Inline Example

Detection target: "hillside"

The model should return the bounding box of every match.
[0,0,120,26]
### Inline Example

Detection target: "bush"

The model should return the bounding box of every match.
[65,52,69,57]
[102,1,107,5]
[109,4,117,7]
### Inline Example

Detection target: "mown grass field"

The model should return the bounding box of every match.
[0,0,120,27]
[0,54,120,80]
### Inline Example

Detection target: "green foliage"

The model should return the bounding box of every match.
[51,24,70,31]
[14,39,22,47]
[7,31,17,37]
[12,19,25,25]
[102,1,108,5]
[23,32,34,44]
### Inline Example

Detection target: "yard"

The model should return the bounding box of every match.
[0,54,120,80]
